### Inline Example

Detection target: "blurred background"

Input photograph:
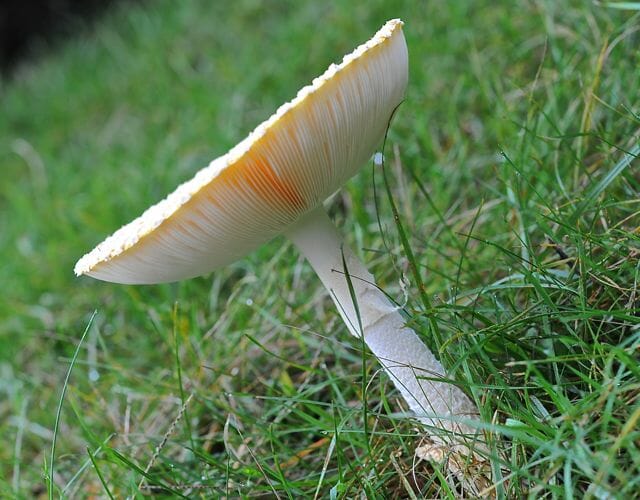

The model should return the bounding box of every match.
[1,0,129,73]
[1,0,638,497]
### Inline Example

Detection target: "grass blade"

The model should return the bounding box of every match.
[596,1,640,9]
[570,143,639,224]
[47,311,97,499]
[87,446,115,500]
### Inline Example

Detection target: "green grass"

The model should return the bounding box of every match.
[1,0,639,497]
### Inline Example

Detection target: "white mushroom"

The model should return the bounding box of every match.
[76,20,482,448]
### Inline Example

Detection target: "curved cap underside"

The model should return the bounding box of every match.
[75,19,408,284]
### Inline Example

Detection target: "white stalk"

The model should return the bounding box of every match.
[284,206,480,440]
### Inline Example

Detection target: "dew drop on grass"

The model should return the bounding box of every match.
[245,298,253,306]
[373,152,384,166]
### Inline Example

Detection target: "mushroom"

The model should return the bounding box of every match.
[75,20,481,447]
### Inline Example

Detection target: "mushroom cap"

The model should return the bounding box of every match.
[75,19,408,284]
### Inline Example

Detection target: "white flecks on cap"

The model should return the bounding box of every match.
[75,19,408,284]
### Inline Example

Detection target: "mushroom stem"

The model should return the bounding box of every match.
[284,206,480,439]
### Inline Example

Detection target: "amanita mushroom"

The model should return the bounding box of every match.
[76,20,481,445]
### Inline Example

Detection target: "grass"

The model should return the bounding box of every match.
[1,0,639,497]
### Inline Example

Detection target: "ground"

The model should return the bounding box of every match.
[1,0,639,497]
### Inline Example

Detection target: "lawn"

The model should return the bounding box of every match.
[1,0,639,497]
